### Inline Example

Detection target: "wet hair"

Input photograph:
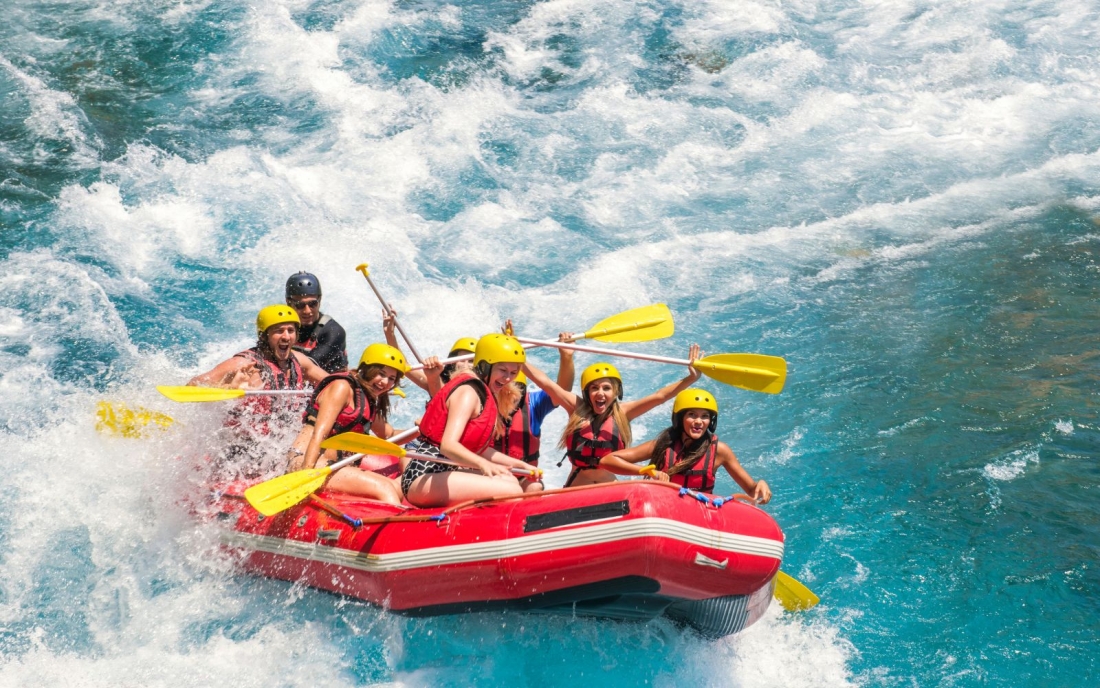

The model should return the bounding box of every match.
[651,411,715,476]
[354,363,403,424]
[558,380,632,449]
[256,324,298,362]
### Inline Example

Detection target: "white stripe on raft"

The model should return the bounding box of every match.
[219,516,785,574]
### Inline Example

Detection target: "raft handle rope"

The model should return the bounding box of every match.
[308,494,363,528]
[676,487,757,509]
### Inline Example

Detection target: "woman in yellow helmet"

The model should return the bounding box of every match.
[598,388,771,503]
[401,334,532,507]
[491,324,576,491]
[286,343,410,504]
[522,344,703,487]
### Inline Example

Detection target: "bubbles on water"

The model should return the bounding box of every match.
[982,449,1039,482]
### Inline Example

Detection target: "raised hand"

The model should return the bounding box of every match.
[686,343,703,382]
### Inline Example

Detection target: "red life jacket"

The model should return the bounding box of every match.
[303,372,374,436]
[417,374,497,453]
[493,394,540,465]
[658,436,719,492]
[564,414,624,470]
[225,347,306,435]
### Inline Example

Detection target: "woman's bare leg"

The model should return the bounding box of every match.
[406,471,522,507]
[326,467,403,505]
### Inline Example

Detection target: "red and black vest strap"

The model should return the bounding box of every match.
[235,348,303,390]
[564,414,622,470]
[304,372,372,434]
[664,436,719,492]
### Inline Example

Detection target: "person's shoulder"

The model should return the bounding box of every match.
[317,313,344,330]
[529,389,554,410]
[713,440,736,459]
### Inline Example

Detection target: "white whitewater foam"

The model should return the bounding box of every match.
[982,448,1040,482]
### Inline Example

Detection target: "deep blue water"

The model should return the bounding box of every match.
[2,1,1099,685]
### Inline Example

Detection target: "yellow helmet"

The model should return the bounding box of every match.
[580,362,621,391]
[256,304,300,334]
[673,388,718,415]
[358,343,410,374]
[514,371,528,387]
[448,337,479,356]
[474,334,526,367]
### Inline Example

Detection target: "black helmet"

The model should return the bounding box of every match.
[286,272,322,299]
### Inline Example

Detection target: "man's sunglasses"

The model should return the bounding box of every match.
[290,299,320,310]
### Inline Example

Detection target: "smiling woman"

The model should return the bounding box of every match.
[522,346,705,487]
[401,334,533,507]
[285,342,409,504]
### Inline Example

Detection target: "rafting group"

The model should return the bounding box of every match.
[178,270,773,510]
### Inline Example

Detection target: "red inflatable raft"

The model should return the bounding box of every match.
[211,479,784,637]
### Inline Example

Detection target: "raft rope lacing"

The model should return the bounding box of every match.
[224,479,759,529]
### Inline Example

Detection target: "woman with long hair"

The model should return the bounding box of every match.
[287,343,409,504]
[522,344,702,487]
[598,388,771,503]
[401,334,532,507]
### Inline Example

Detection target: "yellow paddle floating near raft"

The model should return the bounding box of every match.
[95,401,175,438]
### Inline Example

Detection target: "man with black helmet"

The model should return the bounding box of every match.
[286,271,348,373]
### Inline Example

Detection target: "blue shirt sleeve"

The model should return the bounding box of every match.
[527,390,558,437]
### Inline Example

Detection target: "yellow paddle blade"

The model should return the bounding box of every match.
[695,353,787,394]
[774,570,820,611]
[320,432,407,457]
[156,385,247,403]
[95,401,175,438]
[244,466,334,516]
[581,304,674,343]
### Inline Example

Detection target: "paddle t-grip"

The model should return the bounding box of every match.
[356,262,424,363]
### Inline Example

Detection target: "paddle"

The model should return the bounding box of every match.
[357,262,423,363]
[95,401,175,438]
[774,570,820,611]
[405,305,675,372]
[244,429,418,516]
[322,432,541,478]
[156,385,310,403]
[514,338,787,394]
[573,303,673,343]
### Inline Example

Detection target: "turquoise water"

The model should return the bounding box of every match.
[2,0,1098,685]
